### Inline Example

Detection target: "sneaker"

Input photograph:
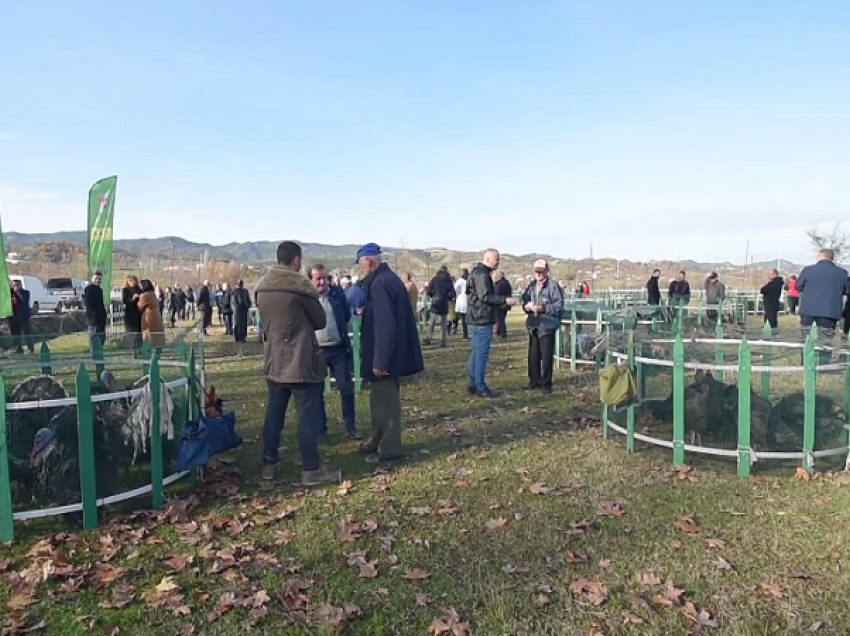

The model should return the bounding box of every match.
[302,466,342,486]
[540,386,552,395]
[346,430,364,441]
[477,388,501,399]
[523,383,540,391]
[261,464,276,481]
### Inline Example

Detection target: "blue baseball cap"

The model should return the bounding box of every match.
[355,243,381,263]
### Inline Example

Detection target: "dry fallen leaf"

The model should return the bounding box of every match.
[537,593,550,607]
[403,569,431,581]
[762,583,786,600]
[795,467,811,482]
[154,577,179,593]
[596,501,626,518]
[639,572,662,586]
[569,578,608,606]
[358,561,379,579]
[713,557,734,571]
[705,538,726,550]
[529,482,554,495]
[415,593,431,607]
[485,517,507,531]
[622,610,644,625]
[674,516,701,534]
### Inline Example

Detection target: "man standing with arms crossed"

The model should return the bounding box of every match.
[466,249,516,398]
[356,243,423,463]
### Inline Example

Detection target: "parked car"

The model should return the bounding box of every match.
[46,277,87,309]
[9,275,63,314]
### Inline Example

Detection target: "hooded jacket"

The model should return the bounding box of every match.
[255,266,327,384]
[426,270,456,315]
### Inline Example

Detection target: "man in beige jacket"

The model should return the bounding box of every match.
[255,241,341,486]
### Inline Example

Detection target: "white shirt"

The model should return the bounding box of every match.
[454,278,468,314]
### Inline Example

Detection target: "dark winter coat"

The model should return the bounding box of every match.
[255,266,327,384]
[197,285,211,309]
[466,264,508,326]
[83,284,107,329]
[796,260,850,320]
[760,277,784,314]
[360,263,424,381]
[646,277,661,305]
[221,289,233,315]
[521,278,564,336]
[11,288,31,321]
[122,286,143,332]
[426,271,456,316]
[668,280,691,305]
[230,287,252,312]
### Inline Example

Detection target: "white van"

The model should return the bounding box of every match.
[9,275,63,314]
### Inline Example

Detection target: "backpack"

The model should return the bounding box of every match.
[599,364,636,406]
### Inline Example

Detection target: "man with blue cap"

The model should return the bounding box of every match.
[355,243,424,462]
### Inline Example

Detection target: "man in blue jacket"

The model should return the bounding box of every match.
[10,280,35,354]
[521,260,564,394]
[796,249,850,337]
[309,264,361,440]
[356,243,424,462]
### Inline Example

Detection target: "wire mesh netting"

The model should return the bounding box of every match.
[3,333,193,514]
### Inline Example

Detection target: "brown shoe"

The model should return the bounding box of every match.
[301,466,342,487]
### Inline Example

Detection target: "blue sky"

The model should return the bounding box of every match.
[1,0,848,264]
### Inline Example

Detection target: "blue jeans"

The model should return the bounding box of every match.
[320,345,357,435]
[224,313,233,335]
[87,326,105,355]
[262,380,323,471]
[467,324,494,391]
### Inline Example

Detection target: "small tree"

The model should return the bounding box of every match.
[807,223,849,261]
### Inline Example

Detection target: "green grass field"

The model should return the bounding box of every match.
[3,314,850,635]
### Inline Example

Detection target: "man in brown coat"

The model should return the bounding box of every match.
[255,241,341,486]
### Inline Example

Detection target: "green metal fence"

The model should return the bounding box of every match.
[0,337,202,542]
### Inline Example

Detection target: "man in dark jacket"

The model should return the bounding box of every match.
[647,269,661,305]
[668,271,691,306]
[425,266,455,346]
[175,284,188,321]
[221,283,234,335]
[796,249,850,336]
[521,260,564,394]
[83,272,108,354]
[466,249,517,398]
[231,279,252,343]
[167,287,179,328]
[9,280,34,354]
[356,243,423,462]
[310,264,361,440]
[760,269,784,330]
[493,271,513,338]
[255,241,340,486]
[197,280,212,335]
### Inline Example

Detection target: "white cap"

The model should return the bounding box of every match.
[533,259,548,270]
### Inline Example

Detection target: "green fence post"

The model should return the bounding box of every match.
[715,320,725,383]
[601,350,610,440]
[802,333,817,474]
[198,337,207,391]
[75,363,98,530]
[595,308,603,334]
[760,321,772,401]
[0,373,13,542]
[570,310,578,372]
[651,312,658,334]
[554,313,562,370]
[697,296,704,328]
[626,328,636,452]
[150,354,164,508]
[141,340,151,376]
[737,338,752,477]
[93,336,105,387]
[188,348,198,422]
[40,341,52,376]
[638,341,647,402]
[352,317,362,394]
[672,334,685,465]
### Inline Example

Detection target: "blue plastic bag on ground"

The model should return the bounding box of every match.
[176,411,242,472]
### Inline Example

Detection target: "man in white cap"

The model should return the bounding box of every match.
[520,259,564,394]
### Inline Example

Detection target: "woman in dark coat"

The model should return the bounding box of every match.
[122,275,143,351]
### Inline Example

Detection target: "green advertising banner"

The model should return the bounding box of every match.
[0,190,12,317]
[87,176,118,293]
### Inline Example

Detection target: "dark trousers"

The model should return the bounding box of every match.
[788,297,799,315]
[224,313,233,335]
[320,345,357,435]
[764,306,779,330]
[87,325,105,355]
[170,308,178,328]
[201,306,212,331]
[528,330,555,389]
[234,308,249,342]
[9,317,34,353]
[368,377,402,459]
[495,310,509,338]
[453,313,468,338]
[262,380,322,471]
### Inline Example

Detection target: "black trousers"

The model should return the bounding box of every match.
[528,330,555,389]
[788,297,798,315]
[764,309,779,329]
